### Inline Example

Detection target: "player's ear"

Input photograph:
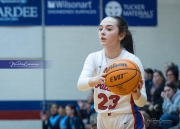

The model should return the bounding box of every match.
[119,32,126,41]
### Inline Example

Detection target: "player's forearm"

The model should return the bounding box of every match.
[77,78,92,91]
[88,76,100,87]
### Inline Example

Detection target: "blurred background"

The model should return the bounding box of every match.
[0,0,179,129]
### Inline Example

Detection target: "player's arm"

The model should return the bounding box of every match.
[88,73,106,87]
[89,66,107,87]
[77,53,106,91]
[132,57,147,107]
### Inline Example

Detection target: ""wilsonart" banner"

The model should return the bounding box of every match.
[45,0,100,26]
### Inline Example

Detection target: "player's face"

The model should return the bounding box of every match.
[166,71,176,83]
[91,124,97,129]
[58,107,65,116]
[50,104,58,115]
[65,106,73,116]
[164,65,168,73]
[85,102,91,110]
[98,17,123,47]
[164,86,175,99]
[153,72,163,85]
[144,72,148,81]
[145,73,152,81]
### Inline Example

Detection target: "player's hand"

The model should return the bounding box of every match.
[88,69,107,87]
[95,73,107,84]
[103,67,108,73]
[146,101,151,106]
[161,91,165,98]
[94,67,108,84]
[148,104,154,111]
[161,91,168,99]
[131,79,143,100]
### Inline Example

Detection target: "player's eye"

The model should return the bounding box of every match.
[107,28,112,31]
[99,28,103,31]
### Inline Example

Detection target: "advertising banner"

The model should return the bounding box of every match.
[45,0,100,25]
[0,0,42,26]
[103,0,157,26]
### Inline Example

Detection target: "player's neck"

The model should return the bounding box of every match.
[154,81,162,87]
[70,114,74,118]
[61,113,65,117]
[105,45,122,59]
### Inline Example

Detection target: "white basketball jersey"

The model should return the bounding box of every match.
[78,48,147,114]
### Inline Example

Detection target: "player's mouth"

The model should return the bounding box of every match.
[101,37,106,41]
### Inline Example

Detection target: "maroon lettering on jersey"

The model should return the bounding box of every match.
[95,84,111,92]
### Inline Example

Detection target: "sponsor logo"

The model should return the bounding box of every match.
[105,1,154,19]
[117,85,126,93]
[106,63,127,73]
[47,0,97,15]
[122,4,154,18]
[0,6,38,21]
[105,1,122,16]
[47,0,92,9]
[48,1,55,8]
[110,72,127,82]
[124,120,129,124]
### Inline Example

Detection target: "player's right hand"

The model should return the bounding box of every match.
[96,73,107,84]
[96,67,108,84]
[88,73,106,87]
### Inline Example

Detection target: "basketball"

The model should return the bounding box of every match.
[105,59,141,95]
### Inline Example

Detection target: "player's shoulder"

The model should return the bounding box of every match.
[63,115,69,120]
[87,49,103,59]
[89,49,103,56]
[123,48,141,63]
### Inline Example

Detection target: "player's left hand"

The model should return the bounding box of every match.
[131,79,143,100]
[148,104,154,111]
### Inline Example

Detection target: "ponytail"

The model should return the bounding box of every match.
[110,16,134,54]
[122,30,134,54]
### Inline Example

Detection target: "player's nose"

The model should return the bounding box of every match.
[101,29,105,35]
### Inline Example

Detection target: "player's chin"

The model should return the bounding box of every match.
[100,42,109,47]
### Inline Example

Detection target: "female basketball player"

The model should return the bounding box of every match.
[77,16,147,129]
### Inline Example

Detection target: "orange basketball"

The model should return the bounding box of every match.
[105,59,141,95]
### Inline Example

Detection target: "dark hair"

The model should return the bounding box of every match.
[110,16,134,54]
[51,103,59,109]
[166,67,179,81]
[165,83,177,91]
[154,70,165,82]
[145,68,154,75]
[66,104,77,116]
[165,62,175,69]
[59,105,65,109]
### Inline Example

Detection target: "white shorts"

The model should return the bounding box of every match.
[97,112,145,129]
